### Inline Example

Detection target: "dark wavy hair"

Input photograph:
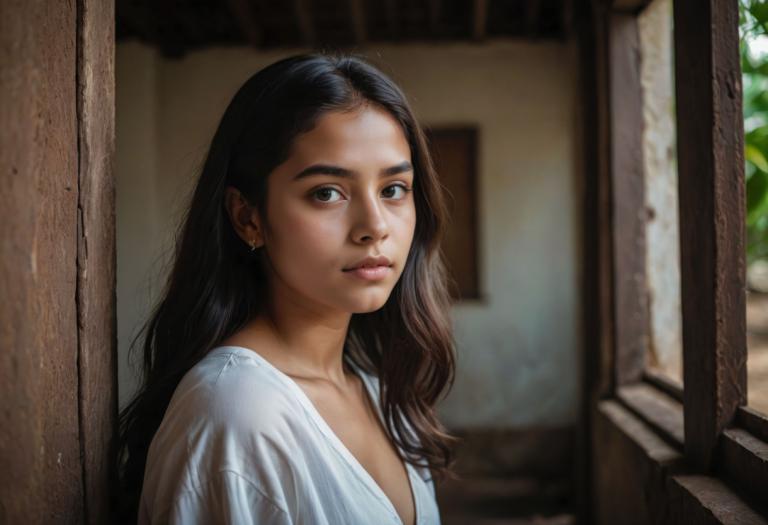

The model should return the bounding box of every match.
[113,51,460,522]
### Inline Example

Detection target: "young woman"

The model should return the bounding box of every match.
[114,52,458,525]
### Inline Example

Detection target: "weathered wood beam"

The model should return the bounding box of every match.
[561,0,574,39]
[575,4,613,521]
[611,0,653,13]
[592,0,652,12]
[385,0,399,40]
[673,0,747,471]
[473,0,487,40]
[77,0,118,522]
[427,0,442,36]
[226,0,263,48]
[591,0,617,401]
[294,0,315,47]
[526,0,542,37]
[348,0,367,45]
[0,0,83,522]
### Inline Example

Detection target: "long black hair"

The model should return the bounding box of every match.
[113,52,459,522]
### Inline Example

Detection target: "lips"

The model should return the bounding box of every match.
[343,255,393,271]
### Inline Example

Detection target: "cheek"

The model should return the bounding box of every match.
[397,203,417,245]
[268,206,346,265]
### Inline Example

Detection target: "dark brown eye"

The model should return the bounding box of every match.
[382,184,410,199]
[313,187,343,203]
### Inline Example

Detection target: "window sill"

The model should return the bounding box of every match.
[716,427,768,516]
[596,400,768,523]
[616,380,684,450]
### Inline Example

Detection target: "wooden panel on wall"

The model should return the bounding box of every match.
[424,127,481,301]
[0,1,83,523]
[77,0,118,523]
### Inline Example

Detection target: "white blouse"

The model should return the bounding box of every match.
[138,345,441,524]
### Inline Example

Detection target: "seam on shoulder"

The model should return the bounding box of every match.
[213,354,235,386]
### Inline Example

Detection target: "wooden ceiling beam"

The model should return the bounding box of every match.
[473,0,487,40]
[385,0,399,40]
[428,0,442,36]
[611,0,653,13]
[226,0,263,48]
[561,0,573,39]
[348,0,367,44]
[294,0,315,46]
[526,0,542,37]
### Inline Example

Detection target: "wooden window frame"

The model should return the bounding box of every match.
[672,0,768,509]
[423,125,483,302]
[583,0,768,520]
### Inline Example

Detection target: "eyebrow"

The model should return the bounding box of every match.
[292,161,413,181]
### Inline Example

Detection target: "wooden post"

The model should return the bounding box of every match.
[0,1,82,522]
[77,0,118,523]
[673,0,747,471]
[576,1,608,522]
[0,0,117,522]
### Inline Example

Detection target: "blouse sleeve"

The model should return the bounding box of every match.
[166,470,293,525]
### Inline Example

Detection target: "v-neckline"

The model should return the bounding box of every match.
[212,345,419,525]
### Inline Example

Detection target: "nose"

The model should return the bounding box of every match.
[350,189,389,244]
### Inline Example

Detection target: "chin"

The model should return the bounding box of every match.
[345,292,392,314]
[351,304,388,314]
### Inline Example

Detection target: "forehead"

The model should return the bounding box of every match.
[286,104,411,164]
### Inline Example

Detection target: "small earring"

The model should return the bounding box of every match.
[249,239,258,251]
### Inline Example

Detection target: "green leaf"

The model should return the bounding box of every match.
[747,168,768,225]
[747,143,768,172]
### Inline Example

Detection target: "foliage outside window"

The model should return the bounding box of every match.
[742,0,768,263]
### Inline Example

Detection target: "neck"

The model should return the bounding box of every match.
[252,275,353,385]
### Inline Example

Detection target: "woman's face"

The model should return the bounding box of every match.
[254,103,417,315]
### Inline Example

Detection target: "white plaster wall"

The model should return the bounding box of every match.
[638,0,683,384]
[116,42,163,408]
[116,39,582,428]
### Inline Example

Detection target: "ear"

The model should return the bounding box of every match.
[223,186,264,249]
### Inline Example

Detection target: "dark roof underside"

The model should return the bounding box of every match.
[117,0,572,59]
